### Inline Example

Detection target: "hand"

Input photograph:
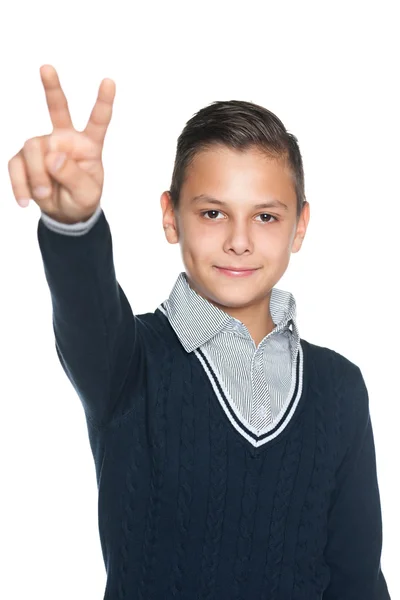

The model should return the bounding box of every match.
[8,65,116,223]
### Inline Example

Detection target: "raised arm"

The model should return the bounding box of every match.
[8,65,142,426]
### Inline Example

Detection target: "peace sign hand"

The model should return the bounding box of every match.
[8,65,116,223]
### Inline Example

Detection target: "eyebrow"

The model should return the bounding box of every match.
[190,194,289,212]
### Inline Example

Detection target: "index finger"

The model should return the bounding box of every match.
[40,65,74,130]
[83,78,116,146]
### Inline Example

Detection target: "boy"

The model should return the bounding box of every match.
[8,65,391,599]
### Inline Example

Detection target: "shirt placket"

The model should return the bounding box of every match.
[250,345,271,432]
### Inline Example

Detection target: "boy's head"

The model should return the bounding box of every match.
[160,100,310,320]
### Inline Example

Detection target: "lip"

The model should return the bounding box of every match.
[214,266,260,277]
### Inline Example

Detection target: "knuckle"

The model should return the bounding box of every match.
[8,151,21,172]
[23,137,38,151]
[8,158,21,181]
[22,138,50,188]
[47,134,58,152]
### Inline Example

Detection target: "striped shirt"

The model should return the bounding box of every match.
[159,273,301,448]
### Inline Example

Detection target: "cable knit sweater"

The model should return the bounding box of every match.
[37,207,391,599]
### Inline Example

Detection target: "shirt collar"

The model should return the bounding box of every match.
[160,271,299,355]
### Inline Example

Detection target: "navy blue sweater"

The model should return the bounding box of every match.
[37,209,391,599]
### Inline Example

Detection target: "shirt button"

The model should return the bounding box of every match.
[259,406,267,418]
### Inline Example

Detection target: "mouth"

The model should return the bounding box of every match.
[214,266,260,277]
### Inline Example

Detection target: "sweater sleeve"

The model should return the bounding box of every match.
[323,367,391,599]
[37,205,142,427]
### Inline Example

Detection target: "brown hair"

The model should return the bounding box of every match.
[169,100,306,220]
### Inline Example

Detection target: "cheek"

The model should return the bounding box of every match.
[181,221,218,254]
[253,229,284,256]
[185,237,216,264]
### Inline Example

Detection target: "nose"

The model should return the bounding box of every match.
[223,220,253,255]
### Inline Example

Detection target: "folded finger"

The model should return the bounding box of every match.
[8,152,32,206]
[22,137,54,199]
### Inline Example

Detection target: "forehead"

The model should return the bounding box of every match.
[181,145,296,204]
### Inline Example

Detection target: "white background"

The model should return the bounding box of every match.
[1,1,398,598]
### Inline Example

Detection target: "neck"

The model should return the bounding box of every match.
[215,296,275,347]
[185,276,275,347]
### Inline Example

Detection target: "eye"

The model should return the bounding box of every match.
[201,210,224,220]
[255,213,278,223]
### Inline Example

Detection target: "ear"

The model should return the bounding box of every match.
[160,191,179,244]
[291,201,310,253]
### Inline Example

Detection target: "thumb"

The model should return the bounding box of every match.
[45,152,101,205]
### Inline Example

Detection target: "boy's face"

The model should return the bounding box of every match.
[160,145,309,316]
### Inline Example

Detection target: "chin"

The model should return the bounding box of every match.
[187,269,267,308]
[207,287,261,310]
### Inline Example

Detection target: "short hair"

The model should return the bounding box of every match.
[169,100,306,220]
